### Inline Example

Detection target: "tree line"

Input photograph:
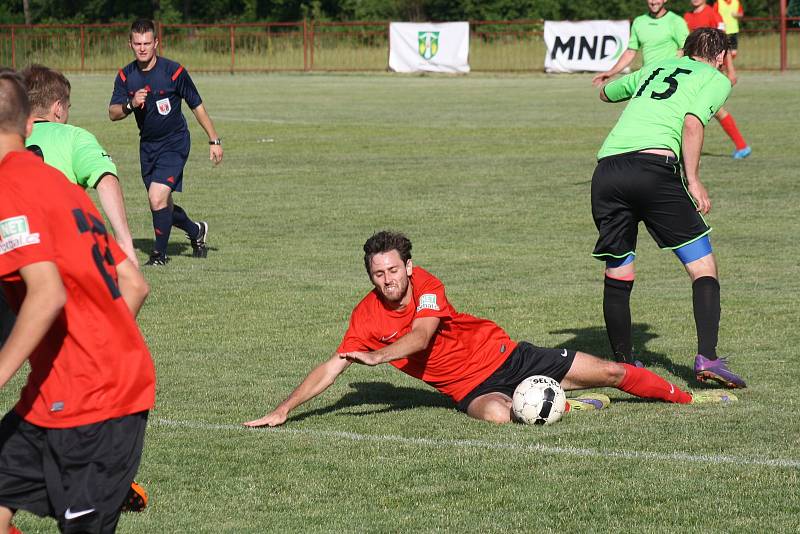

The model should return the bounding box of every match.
[1,0,783,25]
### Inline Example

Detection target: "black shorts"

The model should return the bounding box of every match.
[727,33,738,51]
[590,152,710,261]
[140,134,190,192]
[457,342,576,412]
[0,410,148,533]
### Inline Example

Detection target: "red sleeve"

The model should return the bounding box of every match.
[0,194,55,278]
[337,306,372,353]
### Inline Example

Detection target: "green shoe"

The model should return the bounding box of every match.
[690,390,738,404]
[567,393,611,411]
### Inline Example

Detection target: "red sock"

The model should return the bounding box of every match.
[618,364,691,404]
[719,114,747,150]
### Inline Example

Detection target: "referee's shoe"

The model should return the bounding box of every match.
[189,221,209,258]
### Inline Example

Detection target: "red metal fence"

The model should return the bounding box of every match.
[0,18,797,73]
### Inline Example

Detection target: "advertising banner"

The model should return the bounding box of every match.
[389,22,470,73]
[544,20,630,73]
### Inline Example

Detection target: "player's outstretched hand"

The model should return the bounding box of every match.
[340,351,382,366]
[243,409,287,428]
[688,181,711,215]
[210,145,223,165]
[592,72,611,87]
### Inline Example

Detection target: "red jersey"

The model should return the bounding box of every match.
[0,151,156,428]
[684,6,726,31]
[337,267,515,402]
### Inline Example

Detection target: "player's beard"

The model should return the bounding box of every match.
[379,276,410,306]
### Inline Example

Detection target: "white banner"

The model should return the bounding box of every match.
[544,20,630,73]
[389,22,470,73]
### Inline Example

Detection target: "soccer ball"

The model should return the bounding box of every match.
[512,375,567,425]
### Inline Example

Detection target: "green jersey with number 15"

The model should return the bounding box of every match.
[597,56,731,160]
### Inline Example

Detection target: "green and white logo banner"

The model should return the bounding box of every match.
[389,22,470,73]
[544,20,630,73]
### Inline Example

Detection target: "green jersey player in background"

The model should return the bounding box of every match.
[590,27,746,389]
[23,65,138,266]
[592,0,689,86]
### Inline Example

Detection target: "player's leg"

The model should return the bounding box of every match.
[146,182,173,265]
[591,154,640,364]
[677,244,746,388]
[172,204,208,258]
[0,506,15,534]
[0,412,54,530]
[561,352,692,404]
[54,412,148,533]
[714,107,750,159]
[466,392,513,424]
[604,257,636,364]
[164,158,208,258]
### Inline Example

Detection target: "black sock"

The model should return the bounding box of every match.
[693,276,720,359]
[172,204,198,238]
[151,206,173,255]
[603,276,634,362]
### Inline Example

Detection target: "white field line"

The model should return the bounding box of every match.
[154,417,800,470]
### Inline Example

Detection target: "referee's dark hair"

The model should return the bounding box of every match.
[130,18,157,37]
[363,231,413,275]
[0,69,30,136]
[683,28,729,62]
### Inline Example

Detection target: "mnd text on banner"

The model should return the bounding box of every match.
[544,20,630,73]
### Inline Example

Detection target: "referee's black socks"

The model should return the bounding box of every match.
[603,276,634,363]
[692,276,720,360]
[172,204,199,239]
[151,206,172,255]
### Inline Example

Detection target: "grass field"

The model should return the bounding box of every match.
[4,71,800,532]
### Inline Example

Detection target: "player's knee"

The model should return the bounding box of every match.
[605,255,635,281]
[605,362,626,387]
[468,395,512,424]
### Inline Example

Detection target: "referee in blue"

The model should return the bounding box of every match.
[109,19,223,266]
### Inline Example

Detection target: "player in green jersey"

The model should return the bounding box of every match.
[23,65,137,266]
[591,28,746,389]
[592,0,689,87]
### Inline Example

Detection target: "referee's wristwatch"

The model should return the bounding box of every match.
[209,138,222,146]
[123,100,135,115]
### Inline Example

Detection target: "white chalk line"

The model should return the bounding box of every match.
[154,417,800,470]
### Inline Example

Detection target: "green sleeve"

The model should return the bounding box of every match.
[686,73,731,126]
[673,16,689,49]
[628,19,640,51]
[71,128,117,189]
[604,69,642,103]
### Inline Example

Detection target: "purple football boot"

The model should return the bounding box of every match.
[694,354,746,388]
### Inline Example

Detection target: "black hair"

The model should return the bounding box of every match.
[363,231,412,275]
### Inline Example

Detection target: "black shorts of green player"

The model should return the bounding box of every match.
[0,410,147,533]
[590,151,711,261]
[727,33,738,51]
[457,342,576,413]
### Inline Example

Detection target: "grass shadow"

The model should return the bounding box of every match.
[287,381,454,423]
[548,323,696,384]
[133,237,217,257]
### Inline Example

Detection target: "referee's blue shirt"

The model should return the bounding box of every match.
[111,57,202,143]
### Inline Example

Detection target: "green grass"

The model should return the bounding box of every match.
[5,71,800,532]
